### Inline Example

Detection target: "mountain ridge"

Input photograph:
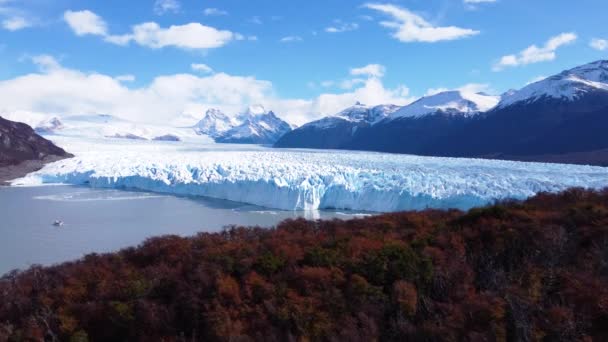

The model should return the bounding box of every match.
[194,106,292,144]
[276,60,608,166]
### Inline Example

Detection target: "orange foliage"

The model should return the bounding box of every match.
[1,188,608,340]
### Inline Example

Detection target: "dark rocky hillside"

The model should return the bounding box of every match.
[0,116,72,183]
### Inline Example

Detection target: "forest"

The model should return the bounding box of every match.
[1,188,607,341]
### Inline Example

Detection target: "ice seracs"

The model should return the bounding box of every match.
[13,136,608,213]
[499,60,608,108]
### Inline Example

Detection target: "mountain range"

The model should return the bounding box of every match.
[194,105,292,144]
[275,60,608,166]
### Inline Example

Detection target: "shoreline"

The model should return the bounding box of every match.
[0,154,73,186]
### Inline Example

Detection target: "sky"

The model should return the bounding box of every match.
[0,0,607,125]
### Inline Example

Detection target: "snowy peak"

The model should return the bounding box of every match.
[391,90,499,119]
[499,60,608,108]
[243,104,267,117]
[336,103,401,124]
[35,117,64,134]
[193,109,237,137]
[567,60,608,83]
[211,106,292,144]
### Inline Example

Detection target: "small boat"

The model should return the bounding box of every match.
[53,220,64,227]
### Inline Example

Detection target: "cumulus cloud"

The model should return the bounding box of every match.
[63,10,108,36]
[63,9,237,50]
[154,0,180,15]
[204,8,228,16]
[364,3,479,43]
[0,56,272,124]
[109,22,235,49]
[0,57,415,126]
[590,38,608,51]
[493,32,577,71]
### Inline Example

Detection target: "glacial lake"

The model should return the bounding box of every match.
[0,185,368,275]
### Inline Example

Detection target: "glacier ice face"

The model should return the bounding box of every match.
[13,136,608,213]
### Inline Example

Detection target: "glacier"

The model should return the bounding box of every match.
[12,136,608,212]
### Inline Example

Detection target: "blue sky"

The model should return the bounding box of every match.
[0,0,607,124]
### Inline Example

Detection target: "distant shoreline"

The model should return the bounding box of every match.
[0,154,72,186]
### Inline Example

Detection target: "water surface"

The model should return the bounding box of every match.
[0,185,367,275]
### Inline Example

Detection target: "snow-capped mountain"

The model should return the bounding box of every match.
[34,117,64,134]
[390,91,499,119]
[275,92,498,150]
[274,103,400,149]
[193,109,237,138]
[278,60,608,165]
[499,60,608,108]
[192,105,292,144]
[334,102,401,123]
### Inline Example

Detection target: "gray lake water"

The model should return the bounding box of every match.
[0,185,368,275]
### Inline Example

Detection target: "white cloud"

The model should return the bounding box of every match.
[204,8,228,16]
[116,74,136,82]
[280,36,302,43]
[191,63,213,74]
[154,0,180,15]
[110,22,235,49]
[63,10,108,36]
[325,21,359,33]
[2,16,31,31]
[339,78,366,90]
[364,3,479,43]
[425,83,492,96]
[590,38,608,51]
[350,64,386,78]
[493,32,577,71]
[64,10,237,50]
[0,56,415,126]
[30,55,62,72]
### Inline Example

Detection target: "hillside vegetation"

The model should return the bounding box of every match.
[1,188,608,341]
